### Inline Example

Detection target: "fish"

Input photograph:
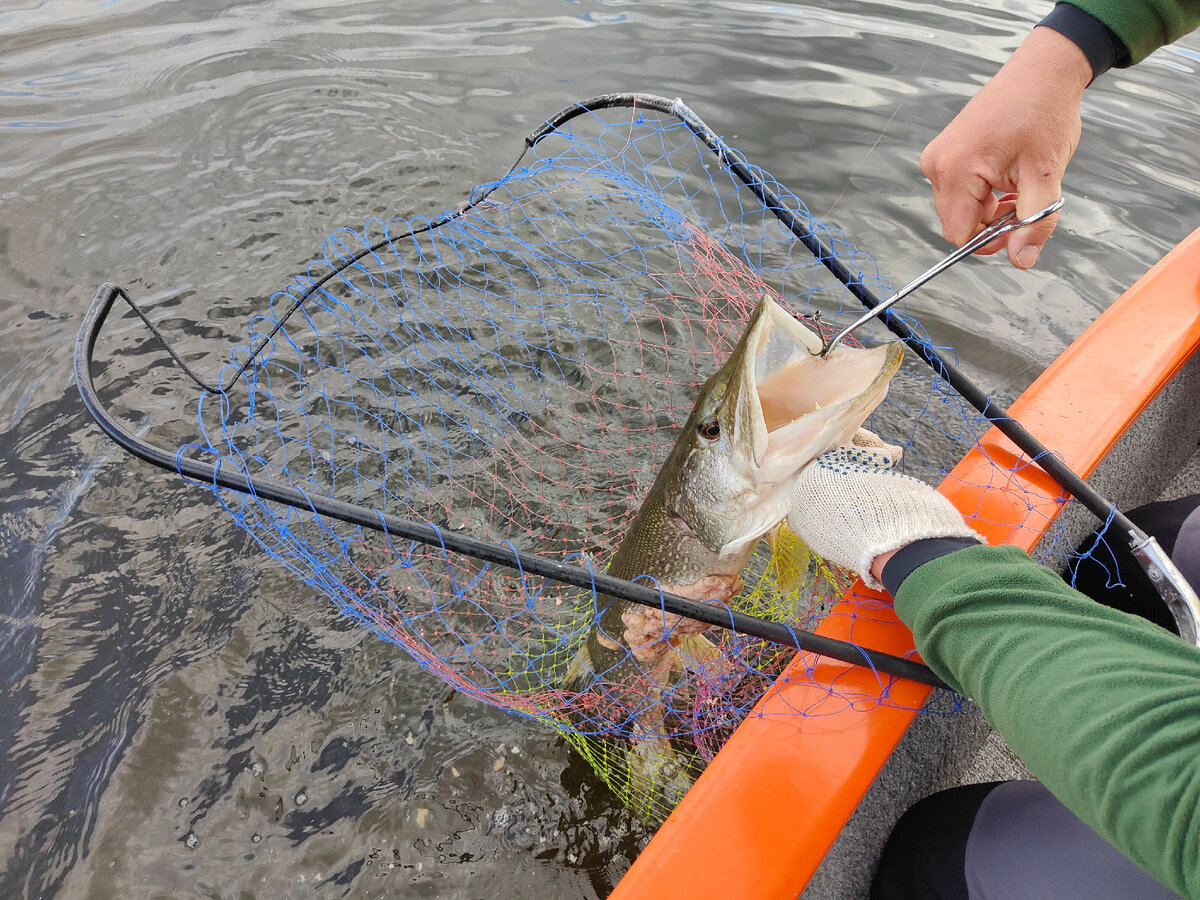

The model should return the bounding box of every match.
[565,294,903,789]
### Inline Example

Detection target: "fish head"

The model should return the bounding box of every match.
[663,294,904,560]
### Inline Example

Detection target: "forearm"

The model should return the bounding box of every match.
[891,544,1200,897]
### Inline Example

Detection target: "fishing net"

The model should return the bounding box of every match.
[82,95,1084,824]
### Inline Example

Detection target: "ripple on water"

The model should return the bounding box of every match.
[0,1,1197,898]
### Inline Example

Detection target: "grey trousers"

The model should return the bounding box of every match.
[870,779,1179,899]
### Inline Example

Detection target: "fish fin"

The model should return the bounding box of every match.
[767,521,814,594]
[561,641,595,692]
[673,634,722,674]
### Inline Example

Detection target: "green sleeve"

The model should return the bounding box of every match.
[1064,0,1200,64]
[893,543,1200,898]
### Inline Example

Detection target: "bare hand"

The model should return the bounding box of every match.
[920,26,1092,269]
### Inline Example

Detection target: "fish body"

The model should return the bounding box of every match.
[574,294,904,693]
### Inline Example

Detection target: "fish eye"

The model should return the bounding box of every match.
[697,419,721,441]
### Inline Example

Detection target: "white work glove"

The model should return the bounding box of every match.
[788,430,983,590]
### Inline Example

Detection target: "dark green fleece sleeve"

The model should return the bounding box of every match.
[893,543,1200,898]
[1065,0,1200,64]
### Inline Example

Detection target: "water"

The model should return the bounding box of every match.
[1,1,1197,897]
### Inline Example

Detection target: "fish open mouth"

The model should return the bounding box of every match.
[694,295,904,559]
[750,301,902,477]
[713,297,903,558]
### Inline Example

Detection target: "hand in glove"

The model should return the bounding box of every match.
[787,431,983,590]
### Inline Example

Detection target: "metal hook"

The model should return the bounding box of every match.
[818,197,1064,357]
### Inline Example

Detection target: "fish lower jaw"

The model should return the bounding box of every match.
[714,520,780,560]
[713,486,799,558]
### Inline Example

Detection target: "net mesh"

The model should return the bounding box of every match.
[181,98,1075,822]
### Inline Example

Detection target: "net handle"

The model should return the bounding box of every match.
[74,282,951,689]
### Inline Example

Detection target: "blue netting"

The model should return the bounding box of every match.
[156,97,1083,819]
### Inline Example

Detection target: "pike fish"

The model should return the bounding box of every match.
[568,293,904,709]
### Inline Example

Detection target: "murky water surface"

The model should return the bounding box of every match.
[1,1,1196,897]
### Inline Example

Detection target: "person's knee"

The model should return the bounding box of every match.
[870,782,1003,900]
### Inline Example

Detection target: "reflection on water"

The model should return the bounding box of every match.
[0,1,1196,897]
